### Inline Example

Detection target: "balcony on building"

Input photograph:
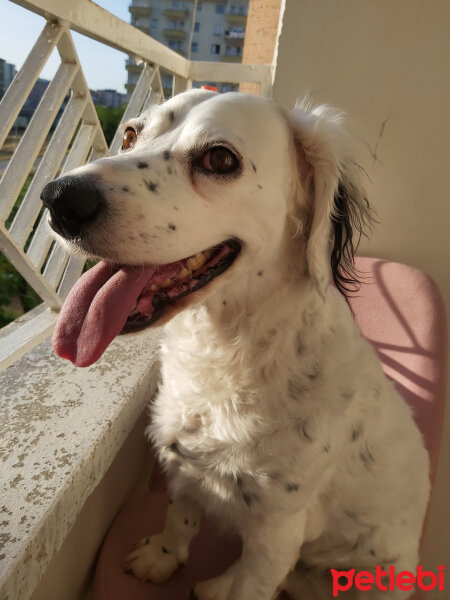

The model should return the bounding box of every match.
[164,8,189,20]
[224,29,245,47]
[129,3,152,19]
[132,22,150,34]
[226,12,247,26]
[163,28,187,40]
[125,58,144,76]
[221,54,241,63]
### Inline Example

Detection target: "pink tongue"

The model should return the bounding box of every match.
[52,260,158,367]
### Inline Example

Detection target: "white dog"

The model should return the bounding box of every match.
[41,90,430,599]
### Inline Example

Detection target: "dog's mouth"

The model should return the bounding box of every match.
[52,239,241,367]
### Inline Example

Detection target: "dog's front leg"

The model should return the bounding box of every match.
[226,508,307,600]
[123,494,201,583]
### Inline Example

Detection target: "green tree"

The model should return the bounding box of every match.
[95,105,126,146]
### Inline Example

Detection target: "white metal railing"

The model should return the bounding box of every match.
[0,0,272,371]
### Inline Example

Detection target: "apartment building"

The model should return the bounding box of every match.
[0,58,16,99]
[126,0,248,95]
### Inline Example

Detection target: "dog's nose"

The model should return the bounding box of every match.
[40,175,103,238]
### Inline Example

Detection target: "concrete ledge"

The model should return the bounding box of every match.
[0,327,161,600]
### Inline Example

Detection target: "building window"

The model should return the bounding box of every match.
[226,46,241,56]
[169,20,185,30]
[150,18,158,29]
[230,4,247,15]
[215,4,225,14]
[211,44,221,55]
[191,41,199,53]
[213,24,223,35]
[169,40,184,50]
[194,22,200,32]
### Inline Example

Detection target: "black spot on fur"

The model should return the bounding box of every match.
[223,300,227,306]
[251,161,257,172]
[257,184,263,189]
[306,365,319,380]
[144,179,159,194]
[323,444,330,453]
[163,150,172,161]
[351,425,363,442]
[167,166,173,174]
[137,161,149,169]
[370,549,376,557]
[285,482,299,492]
[122,186,130,192]
[297,419,313,442]
[162,546,169,553]
[189,589,199,600]
[359,443,375,468]
[168,223,176,231]
[257,270,263,276]
[288,379,308,399]
[344,509,357,519]
[341,390,355,400]
[351,534,364,552]
[144,537,150,544]
[173,205,179,210]
[236,476,258,508]
[169,442,181,456]
[168,111,175,122]
[169,500,173,505]
[242,493,253,508]
[184,518,189,525]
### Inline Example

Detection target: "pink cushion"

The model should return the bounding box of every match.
[94,258,447,600]
[350,257,447,483]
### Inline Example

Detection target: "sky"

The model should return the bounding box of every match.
[0,0,132,93]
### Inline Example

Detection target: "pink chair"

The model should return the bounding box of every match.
[94,257,447,600]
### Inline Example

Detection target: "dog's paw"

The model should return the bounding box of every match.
[123,533,179,583]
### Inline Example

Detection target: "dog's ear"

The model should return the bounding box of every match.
[288,102,375,298]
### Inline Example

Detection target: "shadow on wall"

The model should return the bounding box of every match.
[350,257,447,483]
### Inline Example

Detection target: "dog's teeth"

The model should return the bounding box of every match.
[203,249,212,261]
[176,267,190,280]
[149,284,158,292]
[187,252,206,271]
[161,278,174,288]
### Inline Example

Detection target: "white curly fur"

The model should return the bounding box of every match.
[58,90,430,599]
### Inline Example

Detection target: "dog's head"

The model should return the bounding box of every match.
[41,90,373,366]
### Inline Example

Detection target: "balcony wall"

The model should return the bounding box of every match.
[129,5,152,18]
[163,28,187,40]
[273,0,450,572]
[221,54,241,63]
[226,14,247,26]
[164,8,189,20]
[240,0,282,95]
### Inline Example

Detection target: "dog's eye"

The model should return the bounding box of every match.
[201,146,239,174]
[122,127,137,150]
